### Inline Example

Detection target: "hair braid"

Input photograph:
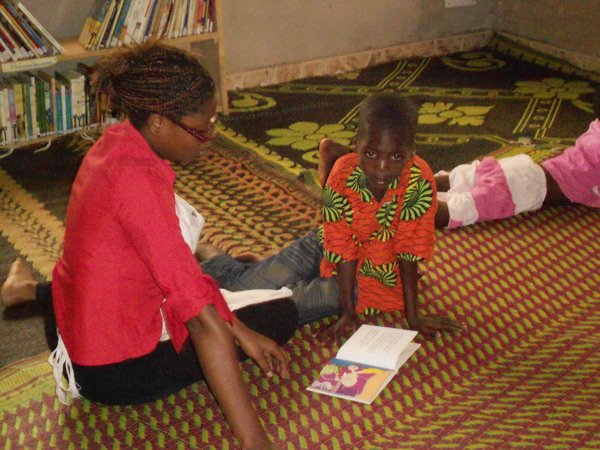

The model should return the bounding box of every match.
[93,42,215,128]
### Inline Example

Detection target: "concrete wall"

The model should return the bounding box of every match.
[19,0,600,75]
[220,0,497,73]
[497,0,600,59]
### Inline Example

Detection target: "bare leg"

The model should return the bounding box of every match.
[542,168,570,207]
[1,258,37,307]
[195,243,225,262]
[434,172,450,193]
[318,138,353,187]
[435,201,450,229]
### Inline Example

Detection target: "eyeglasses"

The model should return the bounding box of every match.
[172,115,218,143]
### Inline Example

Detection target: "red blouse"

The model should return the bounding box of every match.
[320,153,437,314]
[52,121,234,366]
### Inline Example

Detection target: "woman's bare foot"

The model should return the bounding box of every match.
[318,138,353,187]
[234,252,262,263]
[195,243,225,262]
[1,258,37,307]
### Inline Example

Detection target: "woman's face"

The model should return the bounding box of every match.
[156,97,218,165]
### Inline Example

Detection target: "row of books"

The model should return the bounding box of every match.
[0,0,64,62]
[79,0,217,50]
[0,68,112,144]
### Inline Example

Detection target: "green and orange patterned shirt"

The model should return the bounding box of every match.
[319,152,437,315]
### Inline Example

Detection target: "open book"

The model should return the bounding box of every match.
[307,324,420,404]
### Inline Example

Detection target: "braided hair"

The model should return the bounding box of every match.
[93,42,215,129]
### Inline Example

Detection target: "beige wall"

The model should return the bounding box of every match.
[20,0,600,75]
[497,0,600,59]
[220,0,497,73]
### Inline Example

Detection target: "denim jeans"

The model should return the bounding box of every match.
[201,228,340,324]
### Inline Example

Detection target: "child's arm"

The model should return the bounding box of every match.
[399,259,462,337]
[315,259,359,345]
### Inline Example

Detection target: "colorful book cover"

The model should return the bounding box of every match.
[308,359,396,404]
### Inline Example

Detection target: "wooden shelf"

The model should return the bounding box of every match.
[58,32,220,62]
[0,0,228,150]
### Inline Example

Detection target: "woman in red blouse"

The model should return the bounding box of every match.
[4,43,288,450]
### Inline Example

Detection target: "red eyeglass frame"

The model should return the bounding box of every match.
[172,115,217,143]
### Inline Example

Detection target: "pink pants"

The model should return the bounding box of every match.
[439,154,546,228]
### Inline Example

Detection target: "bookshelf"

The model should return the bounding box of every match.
[0,0,229,150]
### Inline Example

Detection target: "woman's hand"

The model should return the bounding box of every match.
[232,321,290,378]
[408,314,463,338]
[314,313,361,346]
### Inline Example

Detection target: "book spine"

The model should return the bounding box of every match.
[6,85,17,140]
[131,0,152,44]
[0,87,6,142]
[82,0,112,48]
[121,0,142,45]
[0,11,26,59]
[0,4,35,58]
[16,2,65,53]
[55,83,63,132]
[99,0,122,49]
[149,0,166,39]
[0,22,19,61]
[142,0,159,41]
[4,1,47,56]
[91,0,117,50]
[107,0,129,48]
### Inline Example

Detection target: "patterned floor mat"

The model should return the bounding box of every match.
[2,205,599,448]
[1,33,599,448]
[219,34,599,184]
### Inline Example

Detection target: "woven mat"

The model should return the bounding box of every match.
[1,137,599,448]
[2,33,600,447]
[2,205,599,448]
[219,33,599,184]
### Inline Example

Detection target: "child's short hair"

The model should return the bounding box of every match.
[594,85,600,120]
[356,92,418,149]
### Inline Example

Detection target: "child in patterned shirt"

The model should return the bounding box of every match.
[317,92,462,344]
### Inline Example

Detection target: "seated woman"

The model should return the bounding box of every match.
[1,42,293,449]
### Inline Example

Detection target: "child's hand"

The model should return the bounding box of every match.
[314,313,361,346]
[408,314,463,338]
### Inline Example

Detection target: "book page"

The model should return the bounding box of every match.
[336,325,418,370]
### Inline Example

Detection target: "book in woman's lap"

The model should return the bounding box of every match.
[307,324,420,404]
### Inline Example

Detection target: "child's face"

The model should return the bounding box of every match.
[356,128,415,198]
